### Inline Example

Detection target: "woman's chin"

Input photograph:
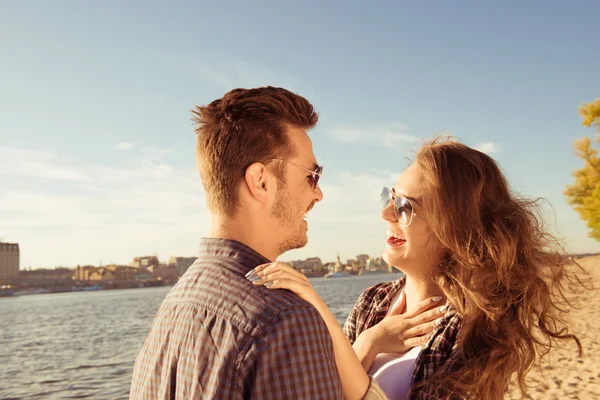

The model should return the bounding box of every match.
[383,250,403,268]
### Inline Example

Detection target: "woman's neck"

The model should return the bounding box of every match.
[402,273,445,315]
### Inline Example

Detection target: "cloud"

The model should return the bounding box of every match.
[0,146,90,182]
[327,123,421,147]
[474,141,498,154]
[0,146,208,268]
[115,142,135,150]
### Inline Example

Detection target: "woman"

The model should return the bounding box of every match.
[246,137,584,399]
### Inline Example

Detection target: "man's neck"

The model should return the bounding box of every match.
[209,214,278,262]
[402,273,445,315]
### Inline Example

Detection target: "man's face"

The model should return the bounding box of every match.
[270,126,323,255]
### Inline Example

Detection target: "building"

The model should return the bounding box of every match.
[0,242,20,280]
[20,267,73,281]
[169,256,197,277]
[88,268,116,281]
[130,256,160,271]
[153,265,179,282]
[356,254,370,269]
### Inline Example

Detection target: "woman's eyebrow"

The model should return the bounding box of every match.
[392,187,422,207]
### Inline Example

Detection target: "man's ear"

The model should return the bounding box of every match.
[245,162,270,203]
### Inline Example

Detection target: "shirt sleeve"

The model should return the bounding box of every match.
[239,304,344,400]
[343,283,386,344]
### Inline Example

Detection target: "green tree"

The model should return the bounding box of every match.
[564,99,600,241]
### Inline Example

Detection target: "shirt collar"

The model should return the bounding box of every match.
[198,237,271,272]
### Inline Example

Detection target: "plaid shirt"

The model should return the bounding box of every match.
[130,238,343,400]
[343,276,468,400]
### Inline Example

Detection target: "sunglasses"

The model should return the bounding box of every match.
[264,159,323,190]
[380,187,418,226]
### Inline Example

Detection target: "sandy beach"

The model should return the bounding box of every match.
[506,255,600,400]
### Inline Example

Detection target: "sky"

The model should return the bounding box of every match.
[1,1,599,268]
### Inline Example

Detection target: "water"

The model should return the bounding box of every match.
[0,273,399,399]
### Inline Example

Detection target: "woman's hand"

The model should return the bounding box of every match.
[364,292,446,355]
[245,262,323,306]
[353,292,446,371]
[246,261,374,400]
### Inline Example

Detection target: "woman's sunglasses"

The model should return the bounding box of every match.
[380,187,418,226]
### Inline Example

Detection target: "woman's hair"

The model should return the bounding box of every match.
[413,135,587,399]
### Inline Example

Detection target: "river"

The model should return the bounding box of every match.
[0,273,400,399]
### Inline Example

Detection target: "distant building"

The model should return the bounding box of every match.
[356,254,370,269]
[153,265,178,282]
[20,267,73,281]
[0,242,20,280]
[88,268,116,281]
[106,265,137,281]
[169,256,197,277]
[130,256,160,271]
[75,265,96,281]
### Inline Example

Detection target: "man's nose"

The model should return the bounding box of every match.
[314,185,324,202]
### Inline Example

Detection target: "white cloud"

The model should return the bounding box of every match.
[0,146,90,181]
[327,123,421,148]
[115,142,135,150]
[474,141,498,154]
[0,146,208,268]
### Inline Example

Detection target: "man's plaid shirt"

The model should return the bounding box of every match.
[129,238,343,400]
[343,276,469,400]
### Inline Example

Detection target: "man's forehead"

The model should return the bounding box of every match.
[286,126,318,165]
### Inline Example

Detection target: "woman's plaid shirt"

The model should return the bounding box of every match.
[343,276,470,400]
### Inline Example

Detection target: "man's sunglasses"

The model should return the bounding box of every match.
[380,187,418,226]
[264,159,323,190]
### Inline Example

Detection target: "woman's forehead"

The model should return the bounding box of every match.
[394,164,424,198]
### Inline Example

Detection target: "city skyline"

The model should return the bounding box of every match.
[2,1,600,268]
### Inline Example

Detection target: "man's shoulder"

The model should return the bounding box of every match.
[166,257,323,331]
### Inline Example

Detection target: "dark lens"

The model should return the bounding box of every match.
[394,196,413,225]
[313,166,323,188]
[380,187,392,209]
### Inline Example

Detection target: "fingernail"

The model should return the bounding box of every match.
[264,282,274,287]
[432,296,443,302]
[439,305,448,313]
[435,317,444,325]
[246,274,261,282]
[245,268,256,278]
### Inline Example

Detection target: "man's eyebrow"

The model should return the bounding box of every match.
[392,188,422,207]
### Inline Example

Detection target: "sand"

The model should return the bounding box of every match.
[506,255,600,400]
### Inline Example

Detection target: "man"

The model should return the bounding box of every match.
[129,87,343,399]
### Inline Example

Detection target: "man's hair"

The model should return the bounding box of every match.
[192,86,318,218]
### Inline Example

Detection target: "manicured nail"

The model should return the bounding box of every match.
[432,296,443,302]
[264,282,274,287]
[246,274,261,282]
[439,305,448,313]
[435,317,444,325]
[245,268,256,278]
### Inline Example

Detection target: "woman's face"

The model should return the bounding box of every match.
[381,163,443,274]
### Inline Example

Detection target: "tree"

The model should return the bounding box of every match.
[564,99,600,241]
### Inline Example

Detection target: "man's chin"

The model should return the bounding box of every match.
[278,234,308,254]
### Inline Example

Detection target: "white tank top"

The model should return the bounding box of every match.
[368,346,422,399]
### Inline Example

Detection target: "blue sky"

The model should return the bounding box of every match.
[1,1,599,268]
